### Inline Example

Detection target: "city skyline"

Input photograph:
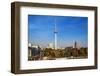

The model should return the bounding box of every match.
[28,15,88,48]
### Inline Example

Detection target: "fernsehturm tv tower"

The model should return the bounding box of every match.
[54,18,58,50]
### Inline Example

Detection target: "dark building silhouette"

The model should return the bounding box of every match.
[28,46,42,60]
[74,41,77,49]
[74,41,78,57]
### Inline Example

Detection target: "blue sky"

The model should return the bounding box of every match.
[28,15,88,48]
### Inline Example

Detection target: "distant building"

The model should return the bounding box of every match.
[32,45,38,48]
[73,41,77,48]
[75,41,77,48]
[28,44,42,60]
[47,43,54,49]
[28,47,32,58]
[74,41,78,57]
[28,43,32,47]
[28,43,32,58]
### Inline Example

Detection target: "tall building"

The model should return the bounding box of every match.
[54,18,58,50]
[73,41,77,48]
[74,41,77,49]
[74,41,78,57]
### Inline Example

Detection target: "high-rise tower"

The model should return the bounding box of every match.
[54,18,58,50]
[74,41,77,49]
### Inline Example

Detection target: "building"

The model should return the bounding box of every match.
[28,43,32,47]
[32,45,38,48]
[47,43,54,49]
[28,43,42,60]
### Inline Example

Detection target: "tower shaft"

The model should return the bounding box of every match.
[54,18,58,50]
[54,32,57,50]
